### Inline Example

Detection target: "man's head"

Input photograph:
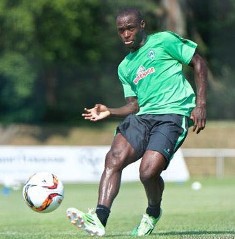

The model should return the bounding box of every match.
[116,8,146,52]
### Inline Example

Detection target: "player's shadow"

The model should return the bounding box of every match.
[107,230,235,237]
[157,230,235,237]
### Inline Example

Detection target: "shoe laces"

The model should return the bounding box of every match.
[87,208,95,214]
[139,214,155,229]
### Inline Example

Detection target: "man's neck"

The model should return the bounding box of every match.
[130,33,147,52]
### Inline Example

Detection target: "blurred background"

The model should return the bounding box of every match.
[0,0,235,178]
[1,0,235,123]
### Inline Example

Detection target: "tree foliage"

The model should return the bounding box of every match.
[0,0,234,123]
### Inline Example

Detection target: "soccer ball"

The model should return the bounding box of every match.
[22,172,64,213]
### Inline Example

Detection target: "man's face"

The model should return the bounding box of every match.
[116,14,145,51]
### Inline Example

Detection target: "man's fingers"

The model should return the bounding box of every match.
[193,121,205,134]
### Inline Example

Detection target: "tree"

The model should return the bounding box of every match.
[156,0,235,119]
[0,0,235,123]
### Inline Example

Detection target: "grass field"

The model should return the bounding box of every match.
[0,178,234,239]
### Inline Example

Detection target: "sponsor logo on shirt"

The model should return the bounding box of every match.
[133,66,155,85]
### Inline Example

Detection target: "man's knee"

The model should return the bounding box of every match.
[139,166,157,183]
[105,149,126,170]
[139,151,166,183]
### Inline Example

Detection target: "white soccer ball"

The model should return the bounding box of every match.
[22,172,64,213]
[191,181,202,191]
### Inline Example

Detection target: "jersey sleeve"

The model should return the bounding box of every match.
[118,64,136,98]
[163,31,197,65]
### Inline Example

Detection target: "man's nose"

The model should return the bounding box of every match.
[124,30,130,38]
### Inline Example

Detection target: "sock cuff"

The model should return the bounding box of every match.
[146,202,161,218]
[96,204,111,213]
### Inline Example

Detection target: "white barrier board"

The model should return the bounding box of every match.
[0,146,189,184]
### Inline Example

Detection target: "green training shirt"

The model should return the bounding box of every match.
[118,31,197,117]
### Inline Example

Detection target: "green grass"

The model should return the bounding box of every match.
[0,178,234,239]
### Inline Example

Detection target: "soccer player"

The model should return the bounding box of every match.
[67,8,207,236]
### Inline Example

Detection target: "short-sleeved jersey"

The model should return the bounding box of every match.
[118,31,197,117]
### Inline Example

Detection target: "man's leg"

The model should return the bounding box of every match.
[96,133,137,225]
[140,150,166,213]
[132,150,166,236]
[67,133,137,236]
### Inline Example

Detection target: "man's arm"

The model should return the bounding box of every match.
[82,97,139,122]
[189,52,208,134]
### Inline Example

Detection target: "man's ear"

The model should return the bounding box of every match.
[140,20,145,29]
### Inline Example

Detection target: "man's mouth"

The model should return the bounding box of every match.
[124,40,134,45]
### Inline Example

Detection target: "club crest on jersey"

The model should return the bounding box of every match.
[133,66,155,85]
[148,49,156,60]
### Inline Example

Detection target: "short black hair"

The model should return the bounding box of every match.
[116,8,143,22]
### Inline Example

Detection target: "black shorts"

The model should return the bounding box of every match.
[117,114,189,167]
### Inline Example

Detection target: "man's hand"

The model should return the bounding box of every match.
[190,105,206,134]
[82,104,111,121]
